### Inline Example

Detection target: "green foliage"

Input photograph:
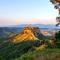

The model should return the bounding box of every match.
[55,31,60,41]
[0,38,60,60]
[0,40,36,60]
[14,48,60,60]
[55,31,60,48]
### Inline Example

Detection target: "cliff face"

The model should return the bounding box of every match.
[10,26,44,43]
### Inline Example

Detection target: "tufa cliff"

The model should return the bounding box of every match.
[10,26,44,43]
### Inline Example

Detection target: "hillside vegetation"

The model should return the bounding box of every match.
[0,27,60,60]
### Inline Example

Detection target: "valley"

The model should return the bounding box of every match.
[0,26,60,60]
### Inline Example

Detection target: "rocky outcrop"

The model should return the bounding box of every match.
[10,26,44,43]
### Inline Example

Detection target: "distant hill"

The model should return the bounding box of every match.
[0,27,23,38]
[16,24,60,30]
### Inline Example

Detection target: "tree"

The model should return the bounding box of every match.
[55,31,60,41]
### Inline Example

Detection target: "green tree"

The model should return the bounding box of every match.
[55,31,60,48]
[55,31,60,41]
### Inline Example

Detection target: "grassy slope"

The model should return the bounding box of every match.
[15,48,60,60]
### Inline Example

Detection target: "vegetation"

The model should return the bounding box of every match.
[55,31,60,41]
[15,48,60,60]
[55,31,60,48]
[0,30,60,60]
[0,40,38,60]
[0,38,60,60]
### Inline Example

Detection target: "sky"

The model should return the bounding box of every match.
[0,0,58,26]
